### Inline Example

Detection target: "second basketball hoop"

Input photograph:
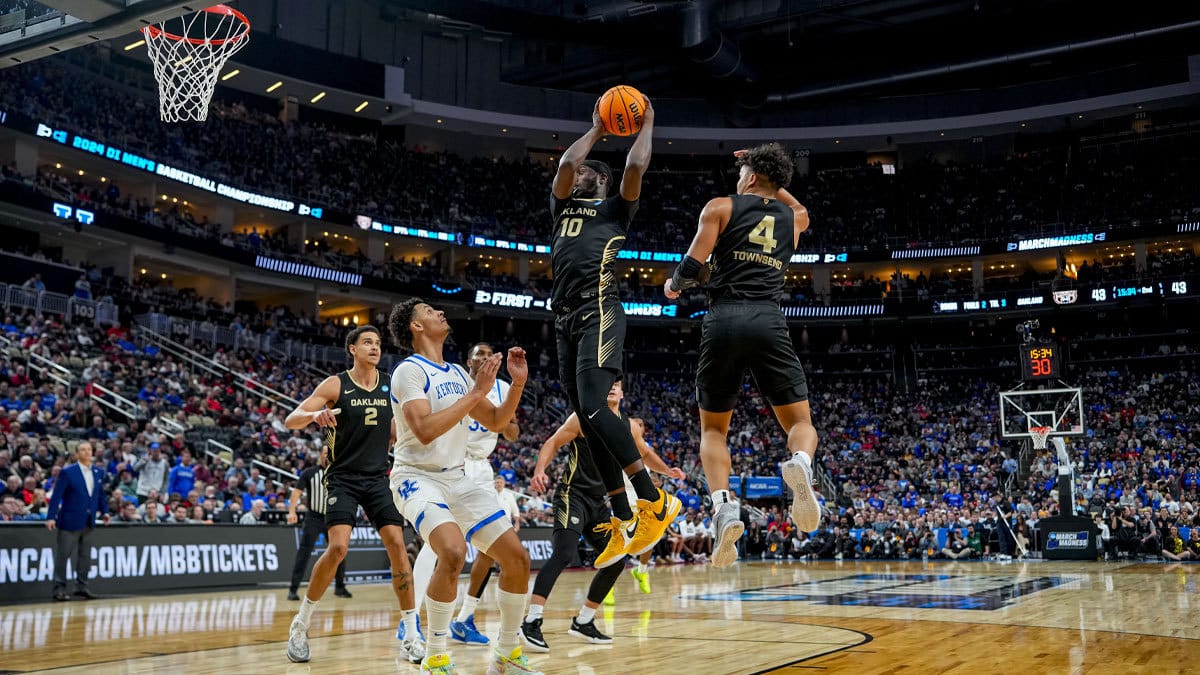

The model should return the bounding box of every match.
[142,4,250,122]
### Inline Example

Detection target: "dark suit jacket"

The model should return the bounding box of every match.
[47,463,107,531]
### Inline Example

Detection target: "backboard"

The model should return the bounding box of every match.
[998,385,1084,440]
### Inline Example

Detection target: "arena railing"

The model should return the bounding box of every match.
[88,381,185,435]
[0,283,117,327]
[815,462,839,505]
[274,338,350,369]
[270,342,340,376]
[5,285,38,312]
[203,439,293,491]
[138,312,276,356]
[253,459,298,488]
[132,318,300,407]
[27,350,72,389]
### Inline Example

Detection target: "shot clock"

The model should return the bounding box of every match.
[1021,342,1061,381]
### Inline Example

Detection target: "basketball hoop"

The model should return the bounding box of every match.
[1029,426,1052,450]
[142,4,250,122]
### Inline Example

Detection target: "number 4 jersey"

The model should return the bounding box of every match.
[707,194,795,304]
[550,194,638,305]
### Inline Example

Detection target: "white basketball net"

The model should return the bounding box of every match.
[1029,426,1052,450]
[143,4,250,122]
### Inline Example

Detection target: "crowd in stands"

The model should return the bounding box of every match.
[22,153,1197,312]
[0,267,1197,563]
[2,51,1200,260]
[2,50,1200,560]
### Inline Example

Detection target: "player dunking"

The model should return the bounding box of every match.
[664,143,821,567]
[283,326,416,663]
[551,95,680,567]
[405,341,521,647]
[522,378,684,652]
[386,298,540,675]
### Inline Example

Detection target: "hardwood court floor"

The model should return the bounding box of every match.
[3,560,1198,674]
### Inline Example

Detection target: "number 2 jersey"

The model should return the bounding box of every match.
[390,354,476,472]
[550,194,638,305]
[326,370,393,477]
[707,194,796,303]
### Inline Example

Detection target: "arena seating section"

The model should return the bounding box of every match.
[0,53,1198,562]
[0,254,1196,561]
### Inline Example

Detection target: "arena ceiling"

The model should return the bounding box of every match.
[0,0,205,65]
[387,0,1200,109]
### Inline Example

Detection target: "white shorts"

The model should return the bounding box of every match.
[391,466,512,554]
[464,457,495,489]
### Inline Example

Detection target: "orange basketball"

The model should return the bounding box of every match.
[598,85,648,137]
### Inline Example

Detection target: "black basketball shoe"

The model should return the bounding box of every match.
[567,618,613,644]
[520,617,550,653]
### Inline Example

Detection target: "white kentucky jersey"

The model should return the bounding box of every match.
[390,354,474,472]
[466,379,510,460]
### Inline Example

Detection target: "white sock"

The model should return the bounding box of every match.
[795,452,812,470]
[711,489,732,507]
[636,562,648,575]
[495,589,527,655]
[297,596,318,626]
[425,595,455,655]
[411,543,437,617]
[576,605,596,624]
[524,603,543,623]
[456,594,480,623]
[402,608,418,638]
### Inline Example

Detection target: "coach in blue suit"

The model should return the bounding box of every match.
[46,441,108,601]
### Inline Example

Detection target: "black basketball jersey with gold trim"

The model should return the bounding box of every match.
[560,412,632,498]
[550,195,638,304]
[708,194,795,303]
[325,370,392,477]
[562,436,606,498]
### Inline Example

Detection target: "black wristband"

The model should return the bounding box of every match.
[670,256,708,292]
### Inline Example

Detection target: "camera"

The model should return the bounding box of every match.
[1016,319,1040,343]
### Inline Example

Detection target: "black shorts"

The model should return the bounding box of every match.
[555,295,626,384]
[696,301,809,413]
[323,472,405,530]
[554,487,612,548]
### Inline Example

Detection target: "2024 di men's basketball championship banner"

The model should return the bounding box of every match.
[0,524,295,602]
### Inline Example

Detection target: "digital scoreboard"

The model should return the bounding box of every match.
[1020,342,1061,381]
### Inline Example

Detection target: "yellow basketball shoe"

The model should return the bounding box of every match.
[628,489,682,556]
[630,567,651,594]
[592,517,635,568]
[486,646,543,675]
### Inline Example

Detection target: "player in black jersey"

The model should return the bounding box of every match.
[520,378,684,653]
[282,325,415,664]
[551,96,680,569]
[664,143,821,568]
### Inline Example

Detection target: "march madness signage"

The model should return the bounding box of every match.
[1038,516,1098,560]
[0,525,293,602]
